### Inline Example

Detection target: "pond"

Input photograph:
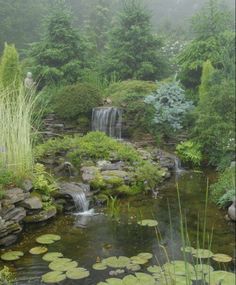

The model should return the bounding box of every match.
[1,170,235,284]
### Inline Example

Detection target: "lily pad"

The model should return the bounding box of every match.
[29,246,48,255]
[103,256,130,268]
[194,263,214,275]
[42,252,64,262]
[180,246,196,254]
[105,277,123,285]
[163,260,194,276]
[137,252,153,260]
[49,259,77,271]
[41,271,66,284]
[205,270,235,285]
[147,265,163,274]
[126,263,141,272]
[135,272,156,285]
[192,249,213,259]
[123,274,137,285]
[36,234,61,245]
[1,251,24,261]
[130,256,148,265]
[93,263,108,270]
[66,267,90,280]
[212,253,232,263]
[137,219,158,227]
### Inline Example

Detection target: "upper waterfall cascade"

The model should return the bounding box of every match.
[92,107,122,139]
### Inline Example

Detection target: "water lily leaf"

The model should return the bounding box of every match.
[123,274,137,285]
[1,251,24,261]
[130,256,148,265]
[97,283,108,285]
[93,263,108,270]
[205,270,235,285]
[147,265,163,274]
[66,267,90,280]
[49,259,77,271]
[137,219,158,227]
[171,275,190,284]
[163,260,194,276]
[41,271,66,283]
[126,263,141,272]
[105,277,123,285]
[42,252,63,262]
[193,249,213,259]
[103,256,130,268]
[36,234,61,245]
[135,272,156,285]
[29,246,48,255]
[212,253,232,263]
[194,263,214,275]
[180,246,196,254]
[137,252,153,260]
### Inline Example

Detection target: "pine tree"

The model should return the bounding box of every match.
[103,0,169,81]
[0,43,21,89]
[30,6,85,87]
[199,60,215,104]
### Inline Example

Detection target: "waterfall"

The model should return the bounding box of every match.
[92,107,122,139]
[70,191,95,216]
[174,157,185,173]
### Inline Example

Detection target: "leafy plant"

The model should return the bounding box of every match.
[210,166,235,208]
[0,266,15,285]
[176,140,202,166]
[32,163,57,196]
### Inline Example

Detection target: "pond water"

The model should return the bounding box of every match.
[1,170,235,284]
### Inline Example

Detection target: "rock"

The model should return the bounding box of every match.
[152,149,176,170]
[0,234,18,246]
[81,166,100,183]
[137,148,152,160]
[24,207,57,223]
[3,207,26,223]
[4,188,25,204]
[54,161,78,177]
[101,170,131,183]
[20,197,43,210]
[57,182,90,198]
[21,179,33,192]
[97,160,124,171]
[228,198,236,221]
[0,203,15,217]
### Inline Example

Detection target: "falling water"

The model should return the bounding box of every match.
[174,157,185,174]
[69,191,95,216]
[92,107,122,139]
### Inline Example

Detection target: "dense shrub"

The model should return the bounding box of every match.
[210,166,235,208]
[52,83,102,120]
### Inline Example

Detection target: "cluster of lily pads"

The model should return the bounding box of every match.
[0,231,235,285]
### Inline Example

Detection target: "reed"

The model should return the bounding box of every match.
[0,85,39,180]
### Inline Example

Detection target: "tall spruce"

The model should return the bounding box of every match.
[29,5,85,87]
[103,0,169,81]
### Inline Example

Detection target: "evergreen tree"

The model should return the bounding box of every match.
[29,5,85,87]
[199,60,215,104]
[0,43,21,89]
[103,0,169,81]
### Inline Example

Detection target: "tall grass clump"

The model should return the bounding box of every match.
[0,85,39,180]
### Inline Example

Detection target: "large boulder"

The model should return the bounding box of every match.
[4,188,25,204]
[3,207,26,223]
[228,199,236,221]
[81,166,100,183]
[20,197,43,210]
[24,207,57,223]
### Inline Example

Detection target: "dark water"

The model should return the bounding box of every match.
[1,171,235,284]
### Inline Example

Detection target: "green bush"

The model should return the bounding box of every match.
[52,83,102,120]
[176,140,202,167]
[210,166,235,208]
[0,169,15,187]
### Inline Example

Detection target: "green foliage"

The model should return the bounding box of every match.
[199,60,215,103]
[176,141,202,167]
[0,266,15,285]
[0,169,15,188]
[29,8,85,87]
[0,43,21,89]
[194,65,235,168]
[67,132,141,167]
[103,0,169,81]
[52,83,102,120]
[0,85,39,179]
[210,166,235,208]
[134,161,164,192]
[144,80,193,133]
[32,163,56,196]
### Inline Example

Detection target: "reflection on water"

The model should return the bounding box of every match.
[0,171,235,284]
